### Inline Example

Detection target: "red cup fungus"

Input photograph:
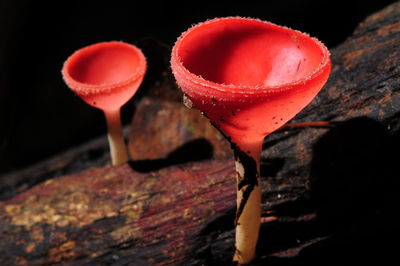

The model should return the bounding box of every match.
[62,41,147,166]
[171,17,331,264]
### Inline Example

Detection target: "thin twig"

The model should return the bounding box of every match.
[278,121,340,131]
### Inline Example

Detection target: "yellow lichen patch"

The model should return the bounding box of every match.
[48,240,76,263]
[107,190,150,243]
[120,202,143,221]
[3,188,126,229]
[106,211,119,218]
[118,194,146,222]
[182,208,191,219]
[5,204,21,215]
[109,224,141,243]
[44,179,54,185]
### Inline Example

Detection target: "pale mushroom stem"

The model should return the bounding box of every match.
[104,108,128,166]
[233,140,262,264]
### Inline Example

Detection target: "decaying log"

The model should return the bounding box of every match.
[0,160,237,265]
[1,2,400,265]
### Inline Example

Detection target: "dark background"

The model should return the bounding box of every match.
[0,0,396,174]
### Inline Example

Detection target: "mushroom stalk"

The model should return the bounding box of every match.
[62,41,147,167]
[170,17,331,264]
[104,108,128,165]
[233,141,262,264]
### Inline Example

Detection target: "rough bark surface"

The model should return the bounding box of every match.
[1,2,400,265]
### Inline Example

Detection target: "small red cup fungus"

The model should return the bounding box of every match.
[171,17,331,264]
[62,41,147,166]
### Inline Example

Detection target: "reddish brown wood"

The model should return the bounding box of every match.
[0,160,236,265]
[128,98,232,161]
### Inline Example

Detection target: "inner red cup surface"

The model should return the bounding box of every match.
[171,17,331,145]
[178,19,323,87]
[63,41,146,111]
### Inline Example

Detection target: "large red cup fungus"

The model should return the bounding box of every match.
[171,17,331,264]
[62,41,147,166]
